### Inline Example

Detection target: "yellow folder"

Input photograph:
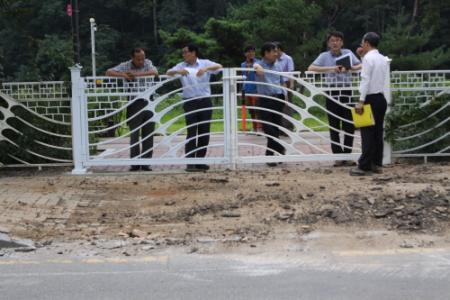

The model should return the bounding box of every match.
[351,104,375,128]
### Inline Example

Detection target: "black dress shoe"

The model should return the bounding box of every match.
[266,162,277,167]
[141,165,152,171]
[349,168,372,176]
[196,164,210,171]
[129,165,140,171]
[185,165,198,172]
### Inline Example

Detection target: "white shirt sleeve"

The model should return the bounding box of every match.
[203,59,221,75]
[167,62,184,73]
[359,56,372,101]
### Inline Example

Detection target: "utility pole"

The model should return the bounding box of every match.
[72,0,81,65]
[153,0,158,47]
[90,17,97,77]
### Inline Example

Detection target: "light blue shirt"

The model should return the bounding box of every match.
[311,49,361,86]
[167,59,221,99]
[241,59,259,93]
[278,53,294,72]
[255,59,287,95]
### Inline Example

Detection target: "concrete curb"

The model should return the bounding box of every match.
[0,232,35,250]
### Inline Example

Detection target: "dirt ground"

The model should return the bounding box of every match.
[1,162,449,255]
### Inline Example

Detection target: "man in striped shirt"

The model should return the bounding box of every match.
[106,48,158,171]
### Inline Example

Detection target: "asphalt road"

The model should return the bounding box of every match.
[1,248,450,300]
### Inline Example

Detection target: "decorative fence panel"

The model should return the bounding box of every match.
[0,82,72,167]
[1,67,449,171]
[388,70,450,159]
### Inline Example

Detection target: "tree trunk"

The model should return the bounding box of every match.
[153,0,158,46]
[412,0,419,22]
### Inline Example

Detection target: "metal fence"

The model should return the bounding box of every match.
[1,66,449,171]
[389,70,450,160]
[69,66,371,174]
[0,82,72,167]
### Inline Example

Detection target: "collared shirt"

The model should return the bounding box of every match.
[255,59,287,95]
[359,49,388,101]
[111,59,157,73]
[167,58,221,99]
[111,59,158,95]
[311,49,361,86]
[278,52,295,72]
[241,59,259,93]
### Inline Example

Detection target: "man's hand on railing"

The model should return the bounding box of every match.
[254,63,264,76]
[124,71,135,81]
[335,66,348,73]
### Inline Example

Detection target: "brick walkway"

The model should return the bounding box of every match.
[90,131,361,173]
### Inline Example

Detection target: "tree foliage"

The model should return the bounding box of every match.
[0,0,449,82]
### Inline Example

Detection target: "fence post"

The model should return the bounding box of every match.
[70,65,88,174]
[223,69,233,169]
[383,57,393,165]
[229,68,238,169]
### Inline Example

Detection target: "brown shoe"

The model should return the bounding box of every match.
[333,161,345,167]
[372,166,383,174]
[349,168,372,176]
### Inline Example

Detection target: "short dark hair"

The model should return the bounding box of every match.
[363,32,380,47]
[244,45,256,53]
[130,47,145,57]
[184,43,200,57]
[327,31,344,42]
[273,41,283,51]
[260,42,277,57]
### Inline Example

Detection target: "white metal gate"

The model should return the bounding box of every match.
[70,66,392,174]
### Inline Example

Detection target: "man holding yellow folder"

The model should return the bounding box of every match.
[350,32,388,176]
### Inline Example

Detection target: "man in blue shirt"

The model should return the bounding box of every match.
[254,42,288,166]
[166,44,222,172]
[274,42,295,132]
[240,45,261,132]
[106,47,159,171]
[308,31,361,166]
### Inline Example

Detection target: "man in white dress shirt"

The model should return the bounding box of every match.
[166,44,222,172]
[350,32,388,176]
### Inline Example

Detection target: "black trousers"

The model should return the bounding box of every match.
[281,91,295,131]
[127,99,154,159]
[259,94,285,156]
[326,90,354,154]
[183,98,212,158]
[358,93,387,171]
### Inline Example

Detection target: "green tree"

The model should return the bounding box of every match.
[230,0,322,70]
[35,34,73,81]
[380,13,450,70]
